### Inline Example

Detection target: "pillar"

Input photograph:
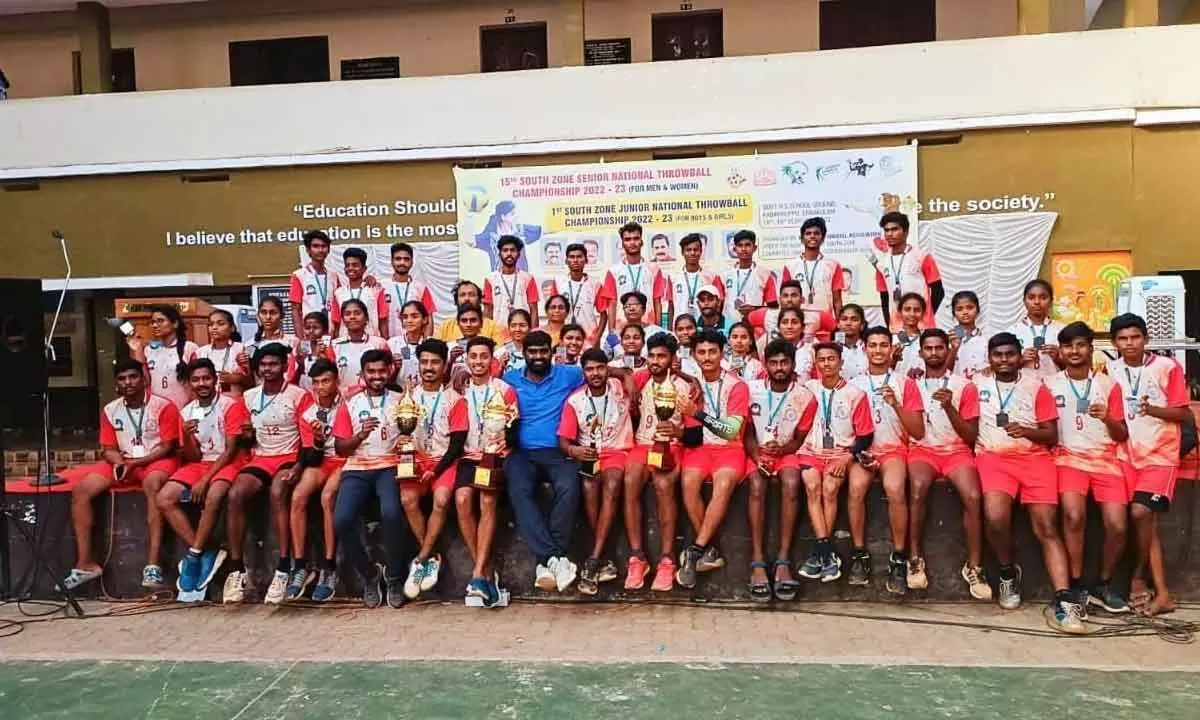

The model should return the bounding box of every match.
[560,0,585,66]
[76,2,112,93]
[1017,0,1053,34]
[1124,0,1161,26]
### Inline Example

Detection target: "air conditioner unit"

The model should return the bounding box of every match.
[1116,275,1186,341]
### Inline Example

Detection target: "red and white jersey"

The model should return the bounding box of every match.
[749,307,837,345]
[299,397,342,458]
[912,373,979,455]
[550,276,603,340]
[1007,317,1067,380]
[462,378,519,459]
[718,264,778,324]
[599,261,667,323]
[243,383,311,458]
[100,395,181,457]
[196,342,244,378]
[667,269,724,319]
[483,270,540,325]
[327,334,389,392]
[792,344,816,380]
[386,336,422,387]
[380,278,437,338]
[558,379,635,451]
[696,371,750,446]
[632,370,695,446]
[331,390,402,471]
[870,244,940,331]
[973,375,1056,457]
[182,395,250,462]
[850,372,924,454]
[331,284,387,337]
[729,355,765,382]
[144,339,200,409]
[412,386,469,462]
[248,334,302,386]
[782,255,845,314]
[800,379,873,458]
[289,263,343,318]
[951,330,988,380]
[840,341,868,380]
[893,332,924,377]
[746,379,817,446]
[1107,354,1190,468]
[1045,371,1125,476]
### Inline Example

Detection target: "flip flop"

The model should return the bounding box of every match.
[747,560,771,603]
[772,559,800,602]
[1130,588,1155,614]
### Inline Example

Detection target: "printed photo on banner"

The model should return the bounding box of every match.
[452,147,918,306]
[1050,250,1132,331]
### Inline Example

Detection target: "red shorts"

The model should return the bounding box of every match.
[908,447,976,478]
[1122,463,1178,502]
[240,454,296,483]
[1057,466,1127,505]
[62,459,179,488]
[628,443,682,471]
[594,449,630,474]
[978,452,1057,505]
[170,460,243,487]
[871,449,908,468]
[744,453,802,477]
[682,445,747,480]
[796,452,850,474]
[400,459,458,495]
[317,456,346,476]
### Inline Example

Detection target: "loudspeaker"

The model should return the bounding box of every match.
[0,278,46,429]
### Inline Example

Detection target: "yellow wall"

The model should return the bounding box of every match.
[4,123,1199,285]
[0,0,1042,99]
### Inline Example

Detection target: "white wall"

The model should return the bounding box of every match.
[3,24,1200,177]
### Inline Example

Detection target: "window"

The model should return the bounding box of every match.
[819,0,936,50]
[481,23,548,73]
[229,36,330,87]
[651,11,723,62]
[71,47,136,94]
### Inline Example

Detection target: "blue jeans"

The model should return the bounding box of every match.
[333,468,406,581]
[504,448,581,565]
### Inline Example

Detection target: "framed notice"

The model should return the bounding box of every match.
[340,56,400,81]
[584,38,632,66]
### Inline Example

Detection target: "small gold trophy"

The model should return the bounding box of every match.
[647,377,678,471]
[474,391,514,490]
[392,389,420,480]
[759,424,780,477]
[582,416,603,478]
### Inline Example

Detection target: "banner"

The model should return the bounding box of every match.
[1050,250,1132,331]
[454,146,918,305]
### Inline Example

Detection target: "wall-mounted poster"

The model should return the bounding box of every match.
[1050,250,1132,331]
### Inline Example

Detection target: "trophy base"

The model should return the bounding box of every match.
[647,442,675,472]
[473,454,501,490]
[396,457,416,480]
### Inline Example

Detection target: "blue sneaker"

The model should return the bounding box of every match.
[797,551,823,580]
[483,577,502,608]
[820,553,843,583]
[142,564,165,588]
[178,552,202,593]
[467,577,490,600]
[312,569,338,602]
[196,549,227,591]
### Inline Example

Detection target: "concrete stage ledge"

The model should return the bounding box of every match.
[4,480,1198,603]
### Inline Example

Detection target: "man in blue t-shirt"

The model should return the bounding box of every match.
[503,330,585,593]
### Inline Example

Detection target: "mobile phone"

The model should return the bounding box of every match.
[118,321,136,337]
[299,340,313,355]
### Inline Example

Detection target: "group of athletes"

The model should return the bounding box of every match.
[55,213,1192,632]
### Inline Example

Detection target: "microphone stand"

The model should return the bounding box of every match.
[0,230,84,613]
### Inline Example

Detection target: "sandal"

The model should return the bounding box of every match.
[747,560,772,603]
[58,567,102,592]
[773,559,800,602]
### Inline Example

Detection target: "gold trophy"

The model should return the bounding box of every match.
[759,423,780,477]
[582,416,603,478]
[392,389,421,479]
[647,378,678,471]
[474,391,515,490]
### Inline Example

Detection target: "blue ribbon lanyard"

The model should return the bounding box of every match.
[765,386,789,428]
[125,403,146,444]
[394,282,410,307]
[1124,366,1143,400]
[313,270,328,308]
[1067,374,1093,413]
[625,263,644,294]
[820,388,835,435]
[420,389,442,436]
[703,378,725,417]
[994,381,1016,416]
[470,385,493,433]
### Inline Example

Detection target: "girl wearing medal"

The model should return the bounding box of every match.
[892,293,928,378]
[295,311,332,390]
[128,303,200,410]
[386,300,429,387]
[497,309,531,374]
[835,304,868,380]
[325,299,388,393]
[1006,279,1065,380]
[727,322,764,380]
[197,308,248,397]
[947,290,988,379]
[240,296,301,383]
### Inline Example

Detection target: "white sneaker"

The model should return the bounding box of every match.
[264,570,288,605]
[420,555,441,592]
[404,559,425,600]
[534,563,557,591]
[222,570,246,604]
[553,556,578,592]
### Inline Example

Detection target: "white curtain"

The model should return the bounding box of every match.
[301,241,459,327]
[918,212,1057,335]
